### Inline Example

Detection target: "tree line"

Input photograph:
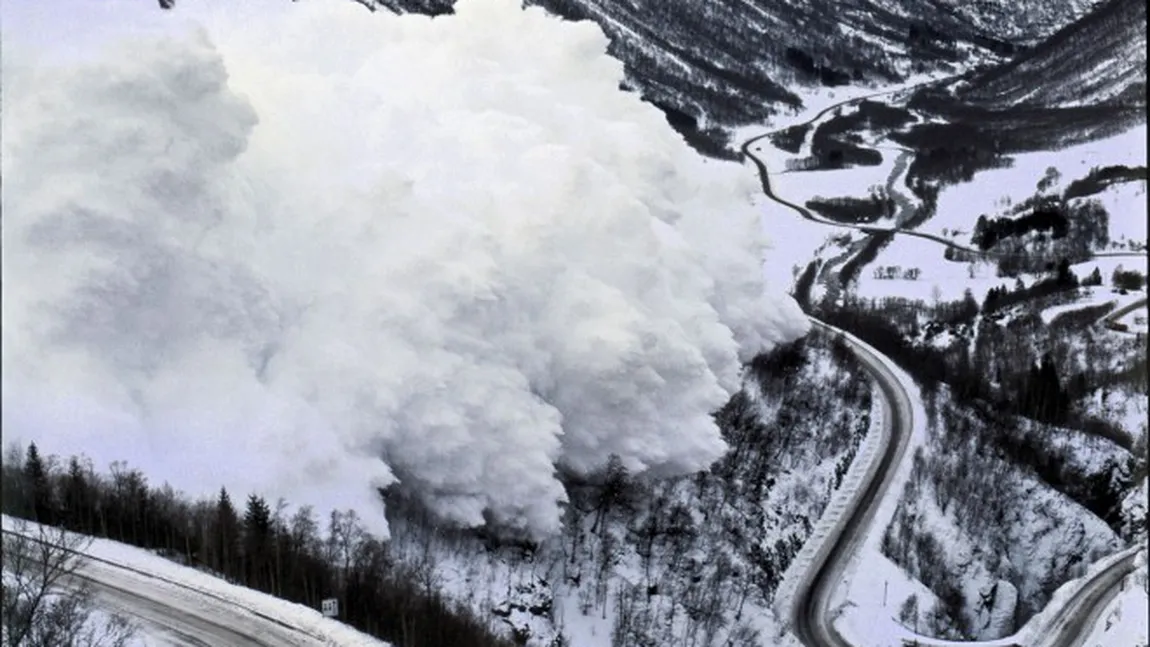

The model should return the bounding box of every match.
[819,288,1130,432]
[972,207,1068,251]
[1,443,515,647]
[981,260,1083,313]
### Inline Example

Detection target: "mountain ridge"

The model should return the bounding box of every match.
[364,0,1101,153]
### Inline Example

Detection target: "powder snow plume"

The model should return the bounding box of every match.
[0,0,808,538]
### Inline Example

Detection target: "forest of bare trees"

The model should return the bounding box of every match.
[2,518,138,647]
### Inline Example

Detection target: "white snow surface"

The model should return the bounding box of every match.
[1077,548,1149,647]
[2,515,390,647]
[1039,286,1146,326]
[771,155,899,200]
[0,0,808,539]
[921,125,1148,248]
[855,234,1000,303]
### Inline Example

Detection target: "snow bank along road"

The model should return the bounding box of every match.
[1,526,322,647]
[746,91,1146,647]
[788,318,914,647]
[1034,546,1142,647]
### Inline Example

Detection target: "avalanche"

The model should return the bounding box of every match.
[0,0,808,538]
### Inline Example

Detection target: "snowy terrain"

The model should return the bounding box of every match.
[381,330,875,646]
[921,125,1147,249]
[2,1,1145,647]
[1077,549,1149,647]
[2,515,391,647]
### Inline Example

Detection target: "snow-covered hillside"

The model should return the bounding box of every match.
[381,330,874,646]
[881,397,1125,640]
[365,0,1096,155]
[956,0,1147,110]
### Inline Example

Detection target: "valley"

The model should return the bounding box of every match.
[1,1,1146,646]
[742,10,1147,639]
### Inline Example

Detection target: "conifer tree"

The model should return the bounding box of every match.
[24,442,57,525]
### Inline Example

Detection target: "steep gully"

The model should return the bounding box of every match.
[741,87,1146,647]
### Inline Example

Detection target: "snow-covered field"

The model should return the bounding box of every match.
[729,71,941,150]
[921,125,1148,248]
[769,152,899,199]
[757,197,850,294]
[1,515,390,647]
[1093,181,1149,246]
[854,234,1001,302]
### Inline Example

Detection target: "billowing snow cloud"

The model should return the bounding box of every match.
[1,0,808,538]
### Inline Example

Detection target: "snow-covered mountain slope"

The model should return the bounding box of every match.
[366,0,1096,154]
[897,0,1146,158]
[381,330,874,646]
[932,0,1099,47]
[956,0,1147,110]
[881,398,1126,640]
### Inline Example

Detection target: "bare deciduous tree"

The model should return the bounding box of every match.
[2,518,136,647]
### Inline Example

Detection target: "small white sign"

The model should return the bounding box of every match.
[321,598,339,618]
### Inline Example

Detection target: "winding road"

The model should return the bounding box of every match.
[740,99,1146,264]
[1101,297,1149,331]
[745,90,1147,647]
[790,318,915,647]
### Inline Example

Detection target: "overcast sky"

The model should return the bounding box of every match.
[4,1,152,61]
[1,0,278,64]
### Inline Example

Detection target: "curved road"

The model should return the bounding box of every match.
[1036,548,1142,647]
[1100,297,1149,331]
[746,92,1147,647]
[1,527,321,647]
[791,318,915,647]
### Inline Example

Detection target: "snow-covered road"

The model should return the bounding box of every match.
[783,317,917,647]
[2,526,317,646]
[76,557,317,646]
[1,517,391,647]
